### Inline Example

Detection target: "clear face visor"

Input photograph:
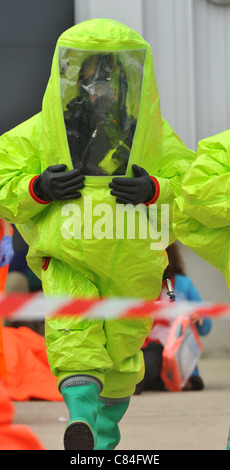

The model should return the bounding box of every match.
[59,48,146,176]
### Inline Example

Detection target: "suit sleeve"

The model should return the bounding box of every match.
[175,129,230,229]
[0,113,50,224]
[148,118,196,245]
[153,118,196,204]
[173,130,230,289]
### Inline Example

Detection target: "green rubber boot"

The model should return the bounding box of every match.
[61,377,101,450]
[95,397,130,450]
[226,426,230,450]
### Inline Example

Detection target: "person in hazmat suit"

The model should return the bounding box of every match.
[0,19,195,450]
[173,129,230,293]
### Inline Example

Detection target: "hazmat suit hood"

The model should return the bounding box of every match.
[40,19,163,177]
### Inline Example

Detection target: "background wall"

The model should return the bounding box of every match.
[0,1,74,135]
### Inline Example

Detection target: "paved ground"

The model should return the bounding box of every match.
[13,355,230,451]
[8,317,230,454]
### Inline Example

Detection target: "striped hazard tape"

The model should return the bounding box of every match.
[0,292,230,320]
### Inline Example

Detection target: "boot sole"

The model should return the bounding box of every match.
[64,421,94,450]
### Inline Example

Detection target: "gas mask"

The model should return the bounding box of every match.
[78,55,122,130]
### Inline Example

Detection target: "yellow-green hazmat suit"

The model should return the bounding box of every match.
[0,19,195,398]
[174,129,230,292]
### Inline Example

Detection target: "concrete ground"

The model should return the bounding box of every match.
[1,316,226,454]
[13,355,230,451]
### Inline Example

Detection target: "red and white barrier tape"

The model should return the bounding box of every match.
[0,292,230,321]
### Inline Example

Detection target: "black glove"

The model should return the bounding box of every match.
[109,164,155,204]
[33,164,85,201]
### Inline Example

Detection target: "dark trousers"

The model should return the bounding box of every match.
[142,342,165,391]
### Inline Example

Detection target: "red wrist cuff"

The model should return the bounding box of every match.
[29,176,51,205]
[144,176,160,205]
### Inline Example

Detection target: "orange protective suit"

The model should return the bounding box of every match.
[0,378,45,450]
[0,221,45,449]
